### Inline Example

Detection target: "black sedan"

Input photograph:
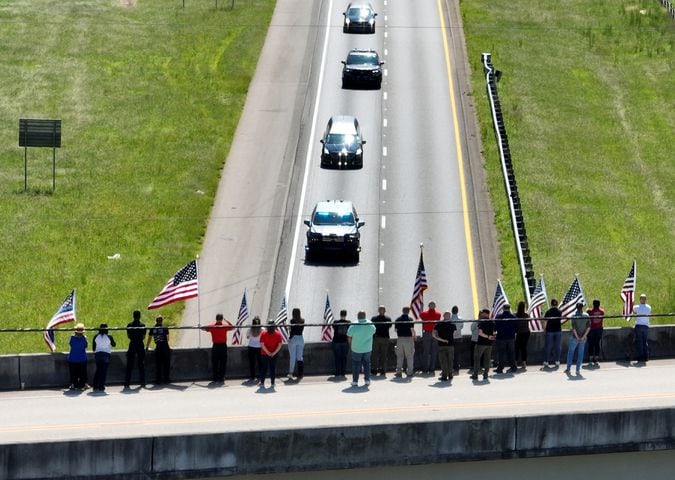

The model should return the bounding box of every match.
[342,2,377,34]
[342,49,384,89]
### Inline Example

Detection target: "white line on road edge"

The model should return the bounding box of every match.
[284,0,335,299]
[383,118,388,127]
[382,179,387,190]
[382,146,388,156]
[383,92,388,100]
[381,215,386,229]
[384,31,388,38]
[384,68,388,77]
[384,48,388,56]
[379,260,385,274]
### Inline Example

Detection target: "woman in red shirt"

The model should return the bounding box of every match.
[259,323,283,388]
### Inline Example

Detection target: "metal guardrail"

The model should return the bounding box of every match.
[659,0,675,18]
[481,53,536,302]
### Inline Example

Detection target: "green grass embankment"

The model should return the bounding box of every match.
[461,0,674,323]
[0,0,275,353]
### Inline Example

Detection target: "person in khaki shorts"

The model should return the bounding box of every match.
[394,306,416,377]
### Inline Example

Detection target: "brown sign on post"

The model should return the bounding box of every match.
[19,119,62,192]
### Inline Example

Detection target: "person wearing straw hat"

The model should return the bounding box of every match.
[92,323,116,392]
[68,323,89,389]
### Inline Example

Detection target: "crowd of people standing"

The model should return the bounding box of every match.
[63,294,653,391]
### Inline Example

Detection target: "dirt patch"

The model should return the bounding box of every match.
[119,0,137,7]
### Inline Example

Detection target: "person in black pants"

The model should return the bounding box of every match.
[147,315,171,384]
[201,314,233,383]
[125,310,147,389]
[246,316,262,381]
[331,310,351,378]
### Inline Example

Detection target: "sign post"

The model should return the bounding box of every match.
[19,119,61,192]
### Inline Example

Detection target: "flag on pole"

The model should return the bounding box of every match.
[148,260,199,310]
[410,247,428,319]
[621,260,637,321]
[43,290,77,352]
[275,296,289,343]
[560,276,586,321]
[490,280,509,319]
[528,276,548,332]
[321,294,335,342]
[231,290,249,346]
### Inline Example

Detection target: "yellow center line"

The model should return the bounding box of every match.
[437,0,479,316]
[4,391,675,435]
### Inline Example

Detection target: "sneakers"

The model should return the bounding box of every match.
[394,372,402,378]
[440,376,448,381]
[470,374,478,380]
[563,369,571,374]
[365,380,371,386]
[543,362,549,368]
[351,381,358,387]
[555,361,561,367]
[483,373,488,380]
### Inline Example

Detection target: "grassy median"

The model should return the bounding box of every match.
[461,0,674,322]
[0,0,274,353]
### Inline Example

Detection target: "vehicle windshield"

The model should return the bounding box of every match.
[347,53,379,65]
[313,211,355,226]
[326,133,357,144]
[348,7,372,18]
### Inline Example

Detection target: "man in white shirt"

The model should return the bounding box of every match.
[632,294,651,363]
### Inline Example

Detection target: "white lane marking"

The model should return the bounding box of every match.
[381,215,386,229]
[384,31,388,38]
[284,0,335,299]
[384,68,388,77]
[383,91,388,100]
[383,118,388,128]
[382,146,387,156]
[384,15,388,21]
[379,260,385,274]
[384,0,387,5]
[382,179,387,190]
[384,48,388,56]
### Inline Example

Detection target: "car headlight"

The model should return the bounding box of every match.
[373,69,381,74]
[356,148,362,155]
[368,18,374,24]
[345,18,350,24]
[323,147,329,155]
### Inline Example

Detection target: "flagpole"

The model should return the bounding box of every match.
[196,255,201,349]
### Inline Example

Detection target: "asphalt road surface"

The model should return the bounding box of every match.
[3,359,675,444]
[179,0,493,346]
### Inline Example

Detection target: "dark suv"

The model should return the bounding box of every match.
[342,2,377,33]
[320,116,365,169]
[304,200,365,262]
[342,49,384,89]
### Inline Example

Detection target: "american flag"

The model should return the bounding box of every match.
[44,289,77,352]
[560,276,586,321]
[275,296,289,343]
[490,280,509,319]
[321,294,335,342]
[621,261,637,321]
[527,276,547,332]
[148,260,199,310]
[410,248,428,319]
[231,290,249,345]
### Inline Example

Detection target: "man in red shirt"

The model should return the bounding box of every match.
[201,314,233,383]
[259,323,284,388]
[587,299,605,366]
[420,301,441,374]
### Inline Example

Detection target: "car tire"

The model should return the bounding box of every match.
[343,25,348,33]
[371,25,375,34]
[342,78,347,89]
[376,80,382,89]
[352,251,360,263]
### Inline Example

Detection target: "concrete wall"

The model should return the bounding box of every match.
[2,407,675,479]
[1,325,674,391]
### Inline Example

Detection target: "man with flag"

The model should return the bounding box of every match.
[633,293,651,364]
[201,313,234,383]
